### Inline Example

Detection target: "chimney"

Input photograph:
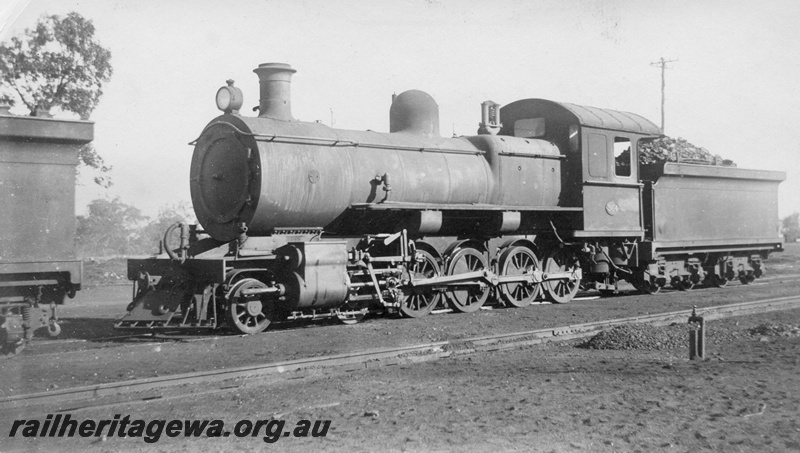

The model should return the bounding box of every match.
[253,63,296,120]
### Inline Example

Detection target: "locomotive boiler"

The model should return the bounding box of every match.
[118,62,785,335]
[192,63,561,242]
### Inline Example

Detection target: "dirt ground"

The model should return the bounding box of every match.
[3,308,800,452]
[1,244,799,451]
[4,272,800,398]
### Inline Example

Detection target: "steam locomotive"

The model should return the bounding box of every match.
[118,63,785,334]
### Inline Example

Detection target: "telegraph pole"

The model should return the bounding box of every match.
[651,57,677,133]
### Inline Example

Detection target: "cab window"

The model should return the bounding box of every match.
[588,133,608,178]
[569,125,580,152]
[514,118,545,138]
[614,137,631,177]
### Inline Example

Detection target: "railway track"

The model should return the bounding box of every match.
[3,294,800,415]
[19,272,800,353]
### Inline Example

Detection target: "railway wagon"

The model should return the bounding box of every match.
[118,63,784,335]
[0,112,92,352]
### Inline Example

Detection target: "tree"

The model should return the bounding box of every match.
[76,198,146,257]
[0,12,112,119]
[78,143,113,188]
[76,199,198,257]
[133,202,197,254]
[1,12,114,186]
[782,212,799,243]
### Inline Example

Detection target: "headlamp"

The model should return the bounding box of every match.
[216,79,243,114]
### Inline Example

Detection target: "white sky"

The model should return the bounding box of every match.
[2,0,799,219]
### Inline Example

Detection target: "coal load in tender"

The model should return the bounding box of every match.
[619,136,737,166]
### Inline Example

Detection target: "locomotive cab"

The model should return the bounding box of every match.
[499,99,661,239]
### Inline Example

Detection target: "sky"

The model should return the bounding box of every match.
[2,0,799,220]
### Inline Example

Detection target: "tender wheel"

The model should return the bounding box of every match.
[498,246,541,308]
[633,268,663,294]
[445,247,490,313]
[226,278,275,334]
[709,273,729,288]
[739,271,756,285]
[709,257,735,287]
[543,249,580,303]
[724,266,736,281]
[752,260,764,278]
[399,249,442,318]
[670,276,691,291]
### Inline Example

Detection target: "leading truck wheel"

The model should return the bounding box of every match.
[226,278,275,334]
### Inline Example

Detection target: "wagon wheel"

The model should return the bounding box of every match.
[632,268,663,294]
[226,278,275,334]
[542,249,581,303]
[497,246,541,307]
[399,249,442,318]
[47,320,61,337]
[445,247,490,313]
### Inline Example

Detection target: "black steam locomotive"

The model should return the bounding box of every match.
[119,63,785,334]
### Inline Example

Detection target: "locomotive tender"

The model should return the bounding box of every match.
[119,63,785,334]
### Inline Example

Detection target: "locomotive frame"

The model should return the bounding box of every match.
[118,63,784,335]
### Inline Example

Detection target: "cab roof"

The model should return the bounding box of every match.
[501,98,662,136]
